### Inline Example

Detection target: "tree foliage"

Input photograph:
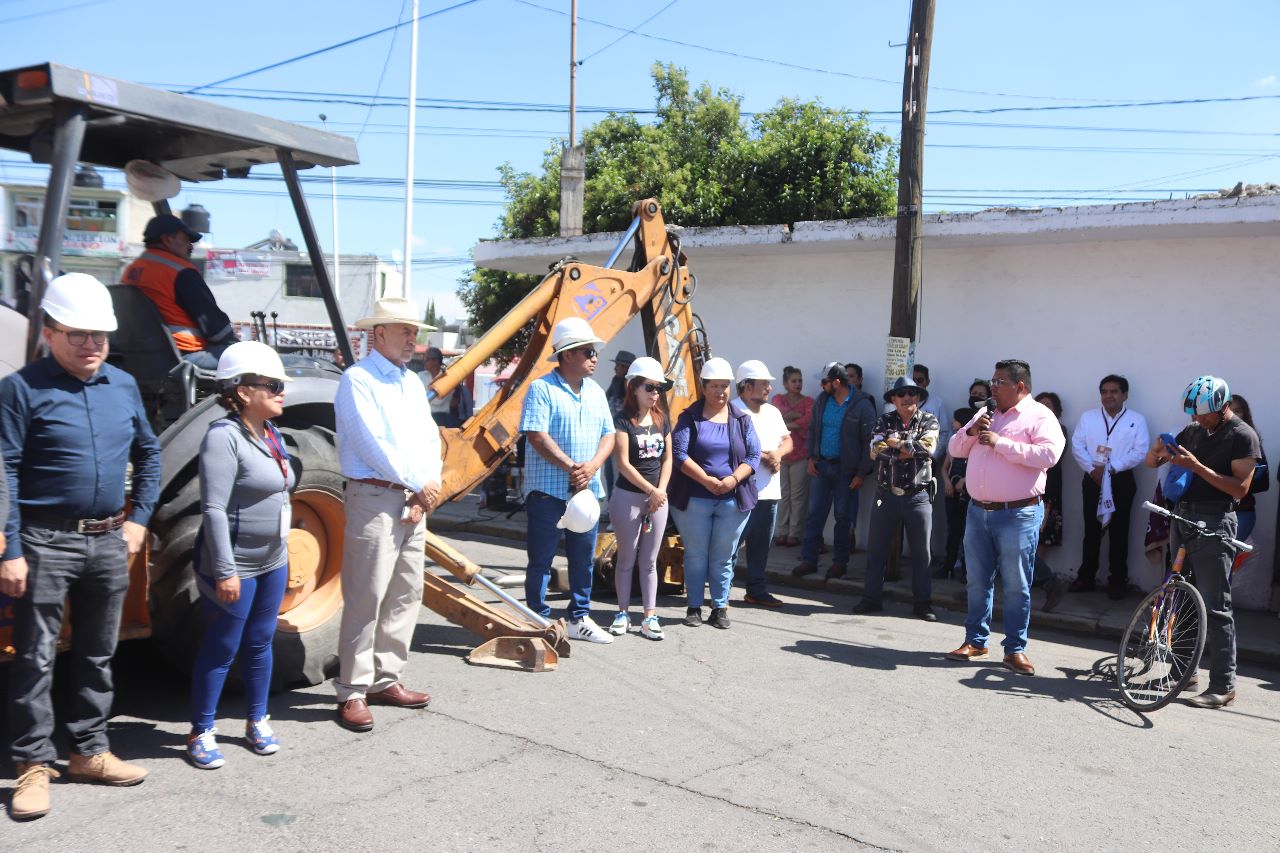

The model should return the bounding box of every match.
[459,63,897,359]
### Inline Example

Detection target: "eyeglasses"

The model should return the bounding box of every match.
[247,380,286,395]
[989,378,1012,387]
[570,346,598,359]
[642,383,663,393]
[55,329,109,347]
[893,389,919,398]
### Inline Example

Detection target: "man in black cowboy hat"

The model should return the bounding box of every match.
[852,376,941,620]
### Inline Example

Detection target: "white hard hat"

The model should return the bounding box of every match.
[215,340,291,384]
[735,359,775,384]
[625,356,666,383]
[557,489,601,533]
[42,273,117,332]
[545,316,606,362]
[700,357,733,382]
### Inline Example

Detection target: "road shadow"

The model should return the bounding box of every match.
[783,639,1151,729]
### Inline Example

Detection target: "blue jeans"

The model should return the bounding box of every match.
[191,566,288,730]
[673,496,751,608]
[963,501,1043,654]
[524,491,597,622]
[801,460,860,566]
[735,499,778,598]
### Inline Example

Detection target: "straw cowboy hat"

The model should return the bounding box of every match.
[354,297,437,330]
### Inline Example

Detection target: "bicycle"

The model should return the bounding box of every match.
[1114,500,1251,712]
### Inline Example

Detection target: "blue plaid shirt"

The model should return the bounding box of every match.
[520,370,614,500]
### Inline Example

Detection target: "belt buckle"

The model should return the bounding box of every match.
[76,518,90,534]
[891,486,907,497]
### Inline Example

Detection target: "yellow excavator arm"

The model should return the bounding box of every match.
[418,200,708,671]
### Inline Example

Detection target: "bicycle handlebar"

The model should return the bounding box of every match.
[1143,501,1253,552]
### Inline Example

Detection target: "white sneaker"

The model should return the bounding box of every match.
[640,615,664,641]
[568,616,614,644]
[608,612,631,635]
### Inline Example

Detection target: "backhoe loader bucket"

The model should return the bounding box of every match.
[468,636,560,672]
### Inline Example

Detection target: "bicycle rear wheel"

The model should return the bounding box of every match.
[1116,577,1206,712]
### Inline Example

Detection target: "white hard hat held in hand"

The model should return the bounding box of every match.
[734,360,775,384]
[557,489,601,533]
[216,340,291,384]
[700,357,734,382]
[42,273,118,332]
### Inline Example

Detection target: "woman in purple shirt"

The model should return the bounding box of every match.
[669,358,760,629]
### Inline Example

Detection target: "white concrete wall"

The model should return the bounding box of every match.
[598,233,1280,608]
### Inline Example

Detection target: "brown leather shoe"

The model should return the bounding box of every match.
[946,643,988,662]
[337,698,375,731]
[1186,689,1236,709]
[67,751,147,786]
[367,683,431,709]
[11,763,59,820]
[1003,652,1036,676]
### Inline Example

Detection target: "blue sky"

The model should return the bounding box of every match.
[3,0,1277,322]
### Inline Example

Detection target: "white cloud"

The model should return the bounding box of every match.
[1255,74,1277,88]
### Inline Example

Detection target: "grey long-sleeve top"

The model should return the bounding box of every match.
[198,416,296,581]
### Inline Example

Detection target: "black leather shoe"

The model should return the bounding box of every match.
[825,564,848,580]
[913,604,937,622]
[851,599,883,615]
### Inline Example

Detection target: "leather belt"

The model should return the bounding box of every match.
[352,477,408,491]
[24,509,126,534]
[973,495,1042,511]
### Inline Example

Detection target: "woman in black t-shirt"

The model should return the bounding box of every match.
[605,357,673,641]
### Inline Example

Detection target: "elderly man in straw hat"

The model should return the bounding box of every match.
[332,296,442,732]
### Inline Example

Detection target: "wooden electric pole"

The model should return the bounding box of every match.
[559,0,585,236]
[889,0,935,340]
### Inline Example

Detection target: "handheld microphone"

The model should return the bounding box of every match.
[984,398,996,418]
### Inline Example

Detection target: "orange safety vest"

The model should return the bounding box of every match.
[122,250,206,352]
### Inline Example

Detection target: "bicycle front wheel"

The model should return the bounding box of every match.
[1116,577,1207,712]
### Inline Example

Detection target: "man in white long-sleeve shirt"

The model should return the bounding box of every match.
[333,297,442,732]
[1068,374,1149,600]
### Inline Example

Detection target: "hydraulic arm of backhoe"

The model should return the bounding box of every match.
[418,199,709,670]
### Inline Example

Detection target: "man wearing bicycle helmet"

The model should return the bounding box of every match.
[1145,375,1259,709]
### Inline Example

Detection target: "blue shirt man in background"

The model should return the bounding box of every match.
[520,317,615,644]
[0,273,161,819]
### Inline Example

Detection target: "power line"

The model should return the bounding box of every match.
[184,0,483,95]
[357,0,410,144]
[0,0,112,25]
[579,0,682,66]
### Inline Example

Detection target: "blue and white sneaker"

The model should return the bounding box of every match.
[640,615,664,641]
[187,728,225,769]
[608,612,631,635]
[246,717,280,755]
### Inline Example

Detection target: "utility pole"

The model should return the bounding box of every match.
[885,0,935,582]
[888,0,935,346]
[559,0,585,237]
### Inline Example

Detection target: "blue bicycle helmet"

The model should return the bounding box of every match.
[1182,375,1230,416]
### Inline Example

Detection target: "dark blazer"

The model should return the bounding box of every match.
[807,387,877,478]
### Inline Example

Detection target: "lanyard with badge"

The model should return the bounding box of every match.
[259,423,292,539]
[1094,408,1126,470]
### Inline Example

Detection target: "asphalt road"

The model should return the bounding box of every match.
[4,531,1280,851]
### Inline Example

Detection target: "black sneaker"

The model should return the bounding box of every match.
[913,604,937,622]
[792,562,818,578]
[683,607,703,627]
[708,607,731,629]
[851,599,883,615]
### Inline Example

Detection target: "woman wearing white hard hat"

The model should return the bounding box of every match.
[604,356,673,640]
[187,341,296,769]
[668,357,760,629]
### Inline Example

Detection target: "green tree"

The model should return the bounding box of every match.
[459,62,896,359]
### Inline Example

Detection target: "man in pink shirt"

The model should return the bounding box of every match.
[944,359,1065,675]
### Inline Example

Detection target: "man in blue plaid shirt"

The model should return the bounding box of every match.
[519,317,616,644]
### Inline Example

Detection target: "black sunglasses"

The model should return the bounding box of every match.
[642,382,663,393]
[247,380,286,395]
[893,389,919,398]
[571,346,598,359]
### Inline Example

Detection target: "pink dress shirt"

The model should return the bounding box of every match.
[947,395,1065,503]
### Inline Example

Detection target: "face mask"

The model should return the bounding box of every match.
[969,395,986,409]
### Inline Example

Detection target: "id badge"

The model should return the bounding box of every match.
[1098,495,1116,514]
[1094,444,1112,467]
[280,501,292,539]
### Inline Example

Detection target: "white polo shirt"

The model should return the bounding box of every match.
[733,398,789,501]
